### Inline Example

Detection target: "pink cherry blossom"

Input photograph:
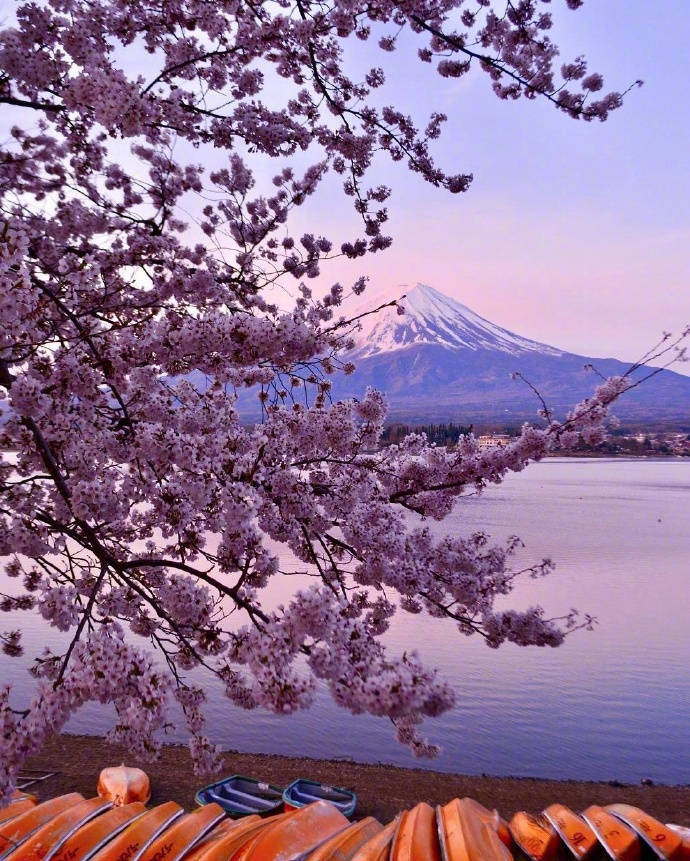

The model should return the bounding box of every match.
[0,0,681,805]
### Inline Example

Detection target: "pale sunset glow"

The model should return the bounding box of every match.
[317,1,690,366]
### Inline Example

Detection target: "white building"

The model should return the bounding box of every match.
[477,434,512,450]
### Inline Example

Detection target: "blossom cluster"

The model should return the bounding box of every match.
[0,0,659,799]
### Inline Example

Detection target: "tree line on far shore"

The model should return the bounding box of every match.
[380,423,690,456]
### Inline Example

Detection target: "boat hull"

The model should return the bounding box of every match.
[181,816,265,861]
[5,797,112,861]
[0,794,85,860]
[282,781,356,819]
[136,803,225,861]
[391,802,441,861]
[457,797,513,850]
[437,798,512,861]
[666,825,690,861]
[237,800,349,860]
[350,818,399,861]
[581,806,640,861]
[195,776,283,818]
[0,797,37,826]
[543,804,599,859]
[306,816,383,861]
[509,811,561,861]
[606,805,683,860]
[89,801,183,861]
[46,802,147,861]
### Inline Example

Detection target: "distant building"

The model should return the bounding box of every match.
[477,434,512,450]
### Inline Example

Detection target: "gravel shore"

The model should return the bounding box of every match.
[22,734,690,826]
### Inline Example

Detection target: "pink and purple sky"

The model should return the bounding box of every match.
[4,1,688,370]
[310,1,689,371]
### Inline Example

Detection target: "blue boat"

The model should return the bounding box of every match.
[195,774,284,818]
[282,779,356,819]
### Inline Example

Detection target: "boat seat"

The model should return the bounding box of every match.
[219,788,277,810]
[205,792,258,813]
[290,789,348,808]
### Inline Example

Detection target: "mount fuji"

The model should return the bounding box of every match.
[330,283,690,424]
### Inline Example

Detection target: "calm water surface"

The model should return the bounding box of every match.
[2,459,689,783]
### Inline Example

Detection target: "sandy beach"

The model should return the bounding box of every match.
[22,734,690,826]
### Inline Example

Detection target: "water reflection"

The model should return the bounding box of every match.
[1,459,688,783]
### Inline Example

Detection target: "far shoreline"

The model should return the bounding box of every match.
[23,734,690,826]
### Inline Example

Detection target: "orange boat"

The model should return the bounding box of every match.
[46,801,147,861]
[0,796,37,826]
[437,798,512,861]
[457,798,513,850]
[543,804,599,859]
[436,800,470,861]
[581,806,640,861]
[390,802,441,861]
[236,800,349,860]
[509,811,561,861]
[351,818,399,861]
[5,796,111,861]
[0,794,84,860]
[461,799,514,861]
[227,812,298,861]
[228,827,274,861]
[666,825,690,861]
[97,765,151,807]
[189,814,288,861]
[306,817,383,861]
[606,805,683,860]
[137,803,226,861]
[177,817,261,861]
[8,791,37,806]
[89,801,183,861]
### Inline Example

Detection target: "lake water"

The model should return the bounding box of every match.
[2,458,689,784]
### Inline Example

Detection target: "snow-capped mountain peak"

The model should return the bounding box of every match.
[351,283,563,358]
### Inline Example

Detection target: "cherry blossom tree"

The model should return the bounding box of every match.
[0,0,673,800]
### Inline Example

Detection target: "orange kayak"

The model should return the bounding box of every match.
[137,803,226,861]
[581,806,640,861]
[46,801,147,861]
[457,798,513,850]
[0,797,38,826]
[5,796,111,861]
[89,801,183,861]
[351,818,399,861]
[437,798,512,861]
[509,811,561,861]
[307,817,383,860]
[0,794,84,859]
[543,804,599,859]
[237,800,349,860]
[607,805,683,860]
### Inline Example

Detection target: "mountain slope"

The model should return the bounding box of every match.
[331,284,690,424]
[352,283,562,358]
